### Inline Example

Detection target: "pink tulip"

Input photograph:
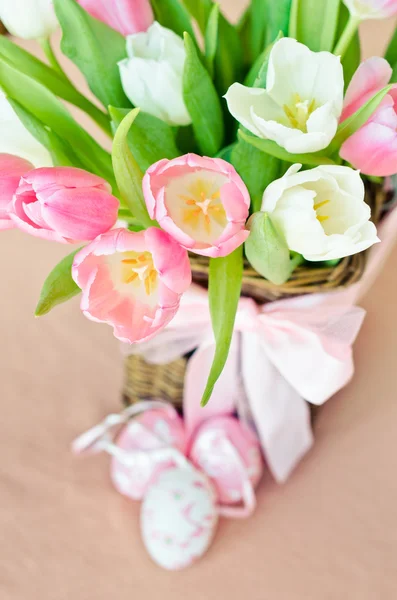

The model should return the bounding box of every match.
[340,57,397,177]
[11,167,119,243]
[143,154,251,258]
[0,154,33,230]
[343,0,397,20]
[77,0,154,36]
[72,227,192,344]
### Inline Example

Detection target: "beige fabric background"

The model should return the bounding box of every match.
[1,3,397,599]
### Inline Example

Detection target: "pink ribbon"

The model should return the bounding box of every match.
[124,205,397,483]
[126,289,364,482]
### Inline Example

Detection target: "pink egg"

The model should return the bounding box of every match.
[141,466,218,570]
[110,409,186,500]
[188,416,263,506]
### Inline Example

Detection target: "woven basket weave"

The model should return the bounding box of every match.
[123,183,388,409]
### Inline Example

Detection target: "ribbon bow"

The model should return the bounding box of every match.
[126,287,366,482]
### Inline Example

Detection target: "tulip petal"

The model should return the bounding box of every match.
[342,57,393,121]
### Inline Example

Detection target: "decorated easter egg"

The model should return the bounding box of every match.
[110,409,186,500]
[189,416,263,505]
[141,466,218,570]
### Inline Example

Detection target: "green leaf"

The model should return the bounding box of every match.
[385,27,397,70]
[183,32,224,156]
[112,108,154,228]
[336,3,361,89]
[0,34,110,134]
[0,55,115,183]
[109,106,180,172]
[250,0,268,61]
[239,130,335,166]
[53,0,130,109]
[330,84,392,151]
[245,212,293,285]
[201,246,243,406]
[204,3,219,78]
[7,99,84,168]
[231,139,281,213]
[245,31,283,88]
[151,0,196,40]
[289,0,340,52]
[182,0,243,94]
[265,0,292,44]
[35,250,81,317]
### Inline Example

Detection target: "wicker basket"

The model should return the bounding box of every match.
[123,183,389,408]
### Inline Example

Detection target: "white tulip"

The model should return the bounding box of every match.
[225,38,344,154]
[261,164,379,262]
[0,90,52,167]
[342,0,397,20]
[0,0,58,39]
[118,22,192,127]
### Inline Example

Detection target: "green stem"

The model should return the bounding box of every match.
[288,0,299,39]
[333,15,360,59]
[39,37,66,78]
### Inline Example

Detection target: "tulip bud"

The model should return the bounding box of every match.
[0,0,58,39]
[0,154,33,230]
[118,22,192,127]
[11,167,119,243]
[77,0,153,36]
[342,0,397,20]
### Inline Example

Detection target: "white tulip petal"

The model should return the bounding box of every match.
[225,84,272,137]
[224,37,344,154]
[0,91,52,167]
[0,0,58,39]
[120,22,192,127]
[261,164,379,262]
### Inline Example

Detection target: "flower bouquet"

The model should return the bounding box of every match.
[1,0,397,571]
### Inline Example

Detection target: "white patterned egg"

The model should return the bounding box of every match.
[141,466,218,570]
[110,409,186,501]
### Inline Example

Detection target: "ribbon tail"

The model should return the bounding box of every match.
[241,332,313,483]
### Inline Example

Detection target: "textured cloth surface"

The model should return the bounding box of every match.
[1,6,397,599]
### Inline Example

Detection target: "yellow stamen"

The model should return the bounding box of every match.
[317,215,329,223]
[283,93,317,132]
[313,199,330,211]
[178,177,226,234]
[121,251,158,296]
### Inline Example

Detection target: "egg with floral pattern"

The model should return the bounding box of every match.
[141,466,218,570]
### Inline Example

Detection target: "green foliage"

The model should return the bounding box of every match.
[204,3,220,78]
[183,32,224,156]
[182,0,243,94]
[336,3,361,89]
[35,250,81,317]
[201,246,243,406]
[0,34,110,133]
[54,0,130,109]
[0,55,115,183]
[151,0,196,40]
[110,106,180,172]
[245,212,294,285]
[385,27,397,82]
[239,130,335,166]
[8,99,83,168]
[111,109,155,228]
[289,0,341,52]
